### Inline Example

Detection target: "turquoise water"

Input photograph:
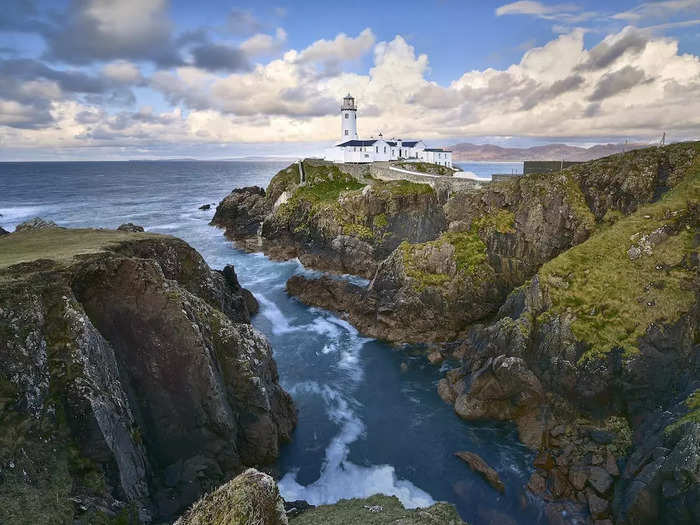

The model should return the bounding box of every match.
[0,161,543,524]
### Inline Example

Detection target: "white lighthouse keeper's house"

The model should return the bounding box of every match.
[324,93,452,167]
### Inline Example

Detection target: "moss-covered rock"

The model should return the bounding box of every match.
[260,163,445,278]
[287,142,699,343]
[0,226,296,524]
[174,468,287,525]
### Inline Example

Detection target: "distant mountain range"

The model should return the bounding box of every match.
[447,142,648,162]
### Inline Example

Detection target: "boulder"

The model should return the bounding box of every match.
[454,451,505,493]
[174,468,287,525]
[116,222,145,232]
[454,356,545,448]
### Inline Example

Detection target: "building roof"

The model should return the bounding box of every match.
[337,139,377,147]
[424,148,452,152]
[385,140,421,147]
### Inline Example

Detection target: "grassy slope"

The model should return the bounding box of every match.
[0,228,166,271]
[273,162,434,243]
[539,155,699,362]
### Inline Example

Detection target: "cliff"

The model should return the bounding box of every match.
[437,147,699,523]
[288,142,698,343]
[211,160,446,278]
[0,223,296,524]
[284,143,699,523]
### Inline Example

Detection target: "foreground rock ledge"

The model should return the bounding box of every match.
[177,468,467,525]
[0,225,296,524]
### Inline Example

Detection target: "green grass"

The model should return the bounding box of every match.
[399,209,515,290]
[396,161,454,176]
[292,494,464,525]
[539,161,699,362]
[371,179,434,196]
[373,214,388,228]
[665,390,700,434]
[441,231,487,273]
[0,228,166,272]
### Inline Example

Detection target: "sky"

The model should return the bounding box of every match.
[0,0,699,160]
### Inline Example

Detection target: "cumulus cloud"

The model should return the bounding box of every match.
[42,0,181,66]
[589,65,650,101]
[1,24,699,149]
[102,60,144,85]
[295,28,375,65]
[240,28,287,56]
[577,27,648,71]
[190,44,252,73]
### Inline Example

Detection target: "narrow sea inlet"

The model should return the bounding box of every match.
[0,160,540,524]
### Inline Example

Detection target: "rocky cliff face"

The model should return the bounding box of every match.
[289,142,698,343]
[211,160,446,278]
[437,150,699,523]
[0,225,295,524]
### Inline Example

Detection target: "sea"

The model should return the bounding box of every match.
[0,160,549,524]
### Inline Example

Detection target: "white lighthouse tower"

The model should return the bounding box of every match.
[340,93,358,141]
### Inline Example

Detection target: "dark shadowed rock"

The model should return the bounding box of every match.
[198,204,211,210]
[0,226,8,236]
[117,222,145,232]
[0,227,295,523]
[210,186,268,240]
[455,451,505,493]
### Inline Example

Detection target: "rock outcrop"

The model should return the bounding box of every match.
[15,216,58,231]
[454,451,505,493]
[287,142,698,343]
[0,225,296,524]
[0,226,8,236]
[211,186,269,241]
[212,160,446,278]
[437,146,699,523]
[174,468,288,525]
[117,222,145,232]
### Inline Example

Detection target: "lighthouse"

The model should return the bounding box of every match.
[324,93,452,167]
[340,93,358,141]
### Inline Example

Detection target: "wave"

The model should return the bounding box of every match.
[278,382,435,509]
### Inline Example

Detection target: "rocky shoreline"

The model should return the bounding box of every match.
[211,143,700,524]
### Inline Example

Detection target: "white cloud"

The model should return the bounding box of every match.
[2,25,700,150]
[612,0,700,22]
[240,28,287,57]
[296,28,376,64]
[102,60,143,84]
[496,1,578,17]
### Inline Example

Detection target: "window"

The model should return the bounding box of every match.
[392,149,395,155]
[345,130,348,135]
[384,146,386,153]
[345,113,348,119]
[375,147,378,153]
